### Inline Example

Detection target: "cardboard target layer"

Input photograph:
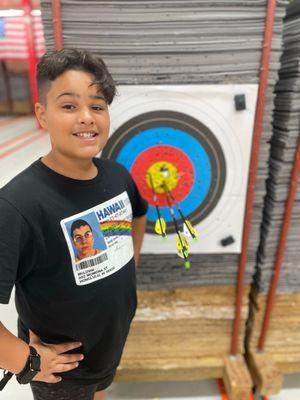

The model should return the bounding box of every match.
[103,85,258,254]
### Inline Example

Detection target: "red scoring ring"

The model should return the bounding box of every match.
[131,145,194,207]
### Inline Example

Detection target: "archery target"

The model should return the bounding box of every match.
[102,85,258,254]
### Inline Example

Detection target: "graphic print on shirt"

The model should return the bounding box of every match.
[60,191,133,286]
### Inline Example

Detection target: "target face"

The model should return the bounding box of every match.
[104,85,258,253]
[102,111,226,234]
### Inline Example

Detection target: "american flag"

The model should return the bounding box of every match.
[0,13,46,60]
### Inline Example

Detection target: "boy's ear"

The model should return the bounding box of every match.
[34,102,48,130]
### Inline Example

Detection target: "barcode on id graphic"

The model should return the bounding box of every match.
[76,253,108,271]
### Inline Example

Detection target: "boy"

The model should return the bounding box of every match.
[0,48,148,400]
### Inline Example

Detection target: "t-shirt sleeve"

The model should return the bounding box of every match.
[124,171,148,218]
[0,199,34,304]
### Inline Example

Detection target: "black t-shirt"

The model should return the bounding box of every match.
[0,158,148,386]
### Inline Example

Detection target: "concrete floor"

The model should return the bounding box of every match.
[0,115,300,399]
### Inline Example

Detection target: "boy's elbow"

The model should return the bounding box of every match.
[132,215,147,229]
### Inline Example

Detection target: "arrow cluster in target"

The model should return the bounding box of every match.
[147,166,198,269]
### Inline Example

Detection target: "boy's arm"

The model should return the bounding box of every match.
[132,215,147,267]
[0,201,84,385]
[0,320,84,384]
[0,322,29,373]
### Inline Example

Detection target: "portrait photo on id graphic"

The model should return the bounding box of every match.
[63,212,108,263]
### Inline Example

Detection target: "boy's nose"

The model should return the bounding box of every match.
[79,109,95,125]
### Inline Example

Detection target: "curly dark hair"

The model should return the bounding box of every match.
[37,48,116,105]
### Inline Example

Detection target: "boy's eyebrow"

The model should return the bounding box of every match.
[90,94,106,100]
[56,92,79,100]
[55,92,105,101]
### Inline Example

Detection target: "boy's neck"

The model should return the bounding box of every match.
[41,152,98,180]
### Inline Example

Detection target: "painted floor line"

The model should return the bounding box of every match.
[0,128,41,150]
[0,115,33,128]
[0,132,48,160]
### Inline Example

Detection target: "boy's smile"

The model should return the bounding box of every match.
[35,69,110,178]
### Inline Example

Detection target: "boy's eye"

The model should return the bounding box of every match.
[92,105,104,111]
[62,104,76,110]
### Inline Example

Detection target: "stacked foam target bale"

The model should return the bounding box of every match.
[0,62,11,114]
[40,0,288,382]
[0,8,46,114]
[5,61,33,114]
[0,62,26,115]
[40,0,288,288]
[247,0,300,375]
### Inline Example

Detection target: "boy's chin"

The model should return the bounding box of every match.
[73,148,103,160]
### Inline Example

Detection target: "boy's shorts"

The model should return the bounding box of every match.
[30,380,106,400]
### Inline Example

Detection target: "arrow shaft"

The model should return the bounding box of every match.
[148,173,161,210]
[155,206,165,234]
[162,182,189,261]
[155,204,162,220]
[148,173,166,236]
[164,183,195,239]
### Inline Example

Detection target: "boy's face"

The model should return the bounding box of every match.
[35,69,110,160]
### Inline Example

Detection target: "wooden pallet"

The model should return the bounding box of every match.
[245,287,300,394]
[116,286,250,386]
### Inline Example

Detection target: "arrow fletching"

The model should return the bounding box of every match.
[176,233,190,259]
[155,218,167,237]
[183,220,198,240]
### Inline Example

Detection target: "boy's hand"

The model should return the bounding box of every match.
[29,329,84,383]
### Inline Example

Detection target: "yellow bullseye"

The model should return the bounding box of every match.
[146,161,178,193]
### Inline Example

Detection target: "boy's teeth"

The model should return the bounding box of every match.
[76,132,95,138]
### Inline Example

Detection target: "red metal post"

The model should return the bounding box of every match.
[217,379,229,400]
[51,0,63,50]
[231,0,277,355]
[258,138,300,350]
[22,0,38,105]
[217,379,256,400]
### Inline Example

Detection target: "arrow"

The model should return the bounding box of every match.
[148,173,167,238]
[176,232,190,260]
[183,219,198,241]
[165,183,198,241]
[155,217,167,236]
[162,181,191,269]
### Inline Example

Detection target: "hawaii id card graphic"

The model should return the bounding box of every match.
[60,191,133,286]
